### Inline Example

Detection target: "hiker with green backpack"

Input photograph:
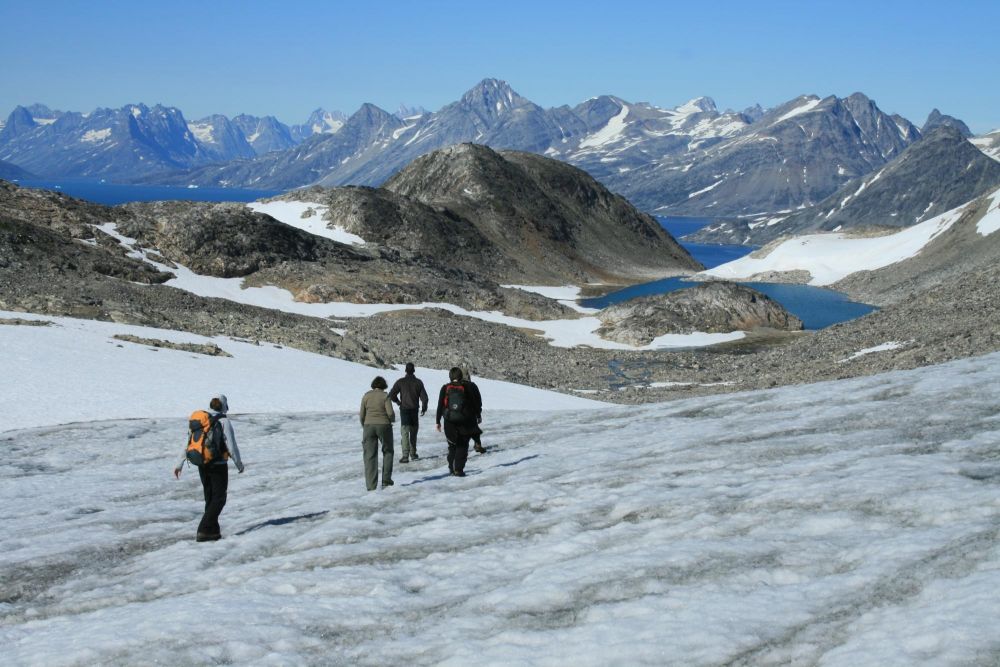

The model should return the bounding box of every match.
[173,394,244,542]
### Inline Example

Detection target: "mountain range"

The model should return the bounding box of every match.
[688,126,1000,246]
[0,103,352,179]
[3,80,992,220]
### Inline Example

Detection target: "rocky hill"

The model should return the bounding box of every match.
[689,127,1000,246]
[0,182,381,364]
[382,144,701,282]
[595,282,803,346]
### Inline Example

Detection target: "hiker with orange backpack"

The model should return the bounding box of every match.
[173,394,244,542]
[436,367,483,477]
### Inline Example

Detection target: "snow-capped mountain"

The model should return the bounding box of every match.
[290,108,347,142]
[231,114,298,156]
[0,103,213,178]
[2,82,972,221]
[620,93,922,216]
[0,104,353,177]
[689,126,1000,246]
[137,80,932,218]
[186,114,256,162]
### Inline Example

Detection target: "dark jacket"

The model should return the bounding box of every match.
[390,374,429,412]
[436,380,482,428]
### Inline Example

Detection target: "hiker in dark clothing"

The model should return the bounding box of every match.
[389,362,429,463]
[174,394,244,542]
[360,375,396,491]
[461,367,486,454]
[436,367,483,477]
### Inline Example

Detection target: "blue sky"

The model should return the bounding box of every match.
[2,0,998,132]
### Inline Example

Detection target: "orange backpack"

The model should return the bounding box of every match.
[185,410,227,466]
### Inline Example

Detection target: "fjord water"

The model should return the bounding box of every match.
[576,217,877,330]
[15,179,280,205]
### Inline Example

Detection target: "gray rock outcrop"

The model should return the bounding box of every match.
[595,282,803,345]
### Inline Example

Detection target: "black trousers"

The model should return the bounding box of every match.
[444,422,470,474]
[197,464,229,537]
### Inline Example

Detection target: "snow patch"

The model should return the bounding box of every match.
[579,105,630,149]
[187,123,214,144]
[840,341,910,362]
[703,199,970,286]
[247,201,366,245]
[80,128,111,143]
[975,187,1000,236]
[688,180,724,199]
[775,98,822,124]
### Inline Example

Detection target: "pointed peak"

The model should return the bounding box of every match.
[460,78,528,110]
[676,97,717,115]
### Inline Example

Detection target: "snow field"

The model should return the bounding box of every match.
[0,312,604,432]
[2,349,1000,665]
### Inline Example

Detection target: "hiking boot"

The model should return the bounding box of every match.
[474,443,485,454]
[452,470,466,477]
[382,480,394,488]
[411,453,419,460]
[196,532,220,542]
[399,457,409,463]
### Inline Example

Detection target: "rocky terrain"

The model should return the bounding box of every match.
[689,127,1000,246]
[382,144,699,282]
[341,254,1000,404]
[595,282,802,346]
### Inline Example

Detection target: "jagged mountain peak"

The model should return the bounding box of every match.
[460,78,530,112]
[676,97,718,114]
[923,109,972,138]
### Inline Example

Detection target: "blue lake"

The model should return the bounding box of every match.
[576,216,878,330]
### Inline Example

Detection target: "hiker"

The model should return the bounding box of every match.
[436,367,483,477]
[462,367,486,454]
[173,394,244,542]
[389,362,429,463]
[360,375,396,491]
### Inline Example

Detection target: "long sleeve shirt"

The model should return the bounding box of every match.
[177,412,243,472]
[360,389,396,425]
[389,374,429,412]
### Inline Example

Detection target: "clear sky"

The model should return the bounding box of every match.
[2,0,998,132]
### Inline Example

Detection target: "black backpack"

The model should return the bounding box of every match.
[444,383,472,424]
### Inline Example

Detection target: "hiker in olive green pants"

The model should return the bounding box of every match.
[360,376,396,491]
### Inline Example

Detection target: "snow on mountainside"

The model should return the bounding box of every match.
[972,129,1000,162]
[2,315,999,664]
[702,185,1000,286]
[138,81,925,219]
[689,126,1000,247]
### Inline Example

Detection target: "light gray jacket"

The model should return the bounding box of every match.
[176,394,244,472]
